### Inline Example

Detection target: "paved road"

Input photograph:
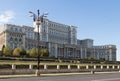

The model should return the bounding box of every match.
[0,73,120,81]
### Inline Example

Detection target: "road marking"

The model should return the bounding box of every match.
[92,78,120,81]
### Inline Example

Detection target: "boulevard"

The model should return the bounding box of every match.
[0,73,120,81]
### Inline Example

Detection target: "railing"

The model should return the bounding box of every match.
[0,62,120,75]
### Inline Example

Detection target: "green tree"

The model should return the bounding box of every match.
[27,50,30,57]
[3,45,11,56]
[40,49,49,57]
[0,51,2,56]
[13,48,21,56]
[19,46,26,57]
[87,57,94,61]
[29,48,37,57]
[1,45,5,56]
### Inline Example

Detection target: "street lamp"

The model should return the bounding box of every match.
[29,10,48,76]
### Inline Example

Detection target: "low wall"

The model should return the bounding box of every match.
[0,63,120,75]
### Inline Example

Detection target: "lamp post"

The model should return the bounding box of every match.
[29,10,48,76]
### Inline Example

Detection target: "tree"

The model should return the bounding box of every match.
[0,51,2,56]
[27,50,30,57]
[19,46,26,57]
[87,57,94,61]
[29,48,37,57]
[1,45,5,56]
[3,45,11,56]
[12,46,26,57]
[40,49,49,57]
[13,48,21,56]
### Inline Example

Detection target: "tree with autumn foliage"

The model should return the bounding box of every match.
[40,49,49,57]
[3,45,11,56]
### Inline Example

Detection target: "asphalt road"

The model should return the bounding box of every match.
[0,73,120,81]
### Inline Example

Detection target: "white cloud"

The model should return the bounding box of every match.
[0,11,15,24]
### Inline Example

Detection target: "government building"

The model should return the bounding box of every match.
[0,18,116,61]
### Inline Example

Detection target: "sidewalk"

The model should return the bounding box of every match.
[0,72,90,79]
[0,71,119,79]
[0,74,36,79]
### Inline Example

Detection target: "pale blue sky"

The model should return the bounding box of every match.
[0,0,120,60]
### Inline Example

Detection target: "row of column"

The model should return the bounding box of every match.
[11,64,120,70]
[48,43,88,59]
[62,47,87,58]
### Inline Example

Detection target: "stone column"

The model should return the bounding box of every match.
[94,65,96,69]
[46,20,49,41]
[29,64,33,70]
[101,65,103,69]
[64,48,66,58]
[57,65,60,70]
[68,65,71,70]
[55,44,58,58]
[12,64,16,70]
[118,66,120,72]
[86,65,89,69]
[48,43,51,56]
[81,48,83,59]
[44,65,47,70]
[67,48,69,58]
[77,65,80,69]
[73,48,75,58]
[23,35,26,48]
[117,66,120,69]
[112,66,115,69]
[107,65,109,69]
[84,48,87,58]
[63,45,65,58]
[12,64,16,74]
[74,48,76,58]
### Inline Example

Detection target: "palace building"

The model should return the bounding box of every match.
[0,18,116,61]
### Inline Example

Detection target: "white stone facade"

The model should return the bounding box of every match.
[0,18,116,61]
[34,18,77,45]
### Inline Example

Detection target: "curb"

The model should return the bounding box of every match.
[0,74,36,79]
[41,72,91,76]
[0,71,119,79]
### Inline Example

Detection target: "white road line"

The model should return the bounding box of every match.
[91,78,120,81]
